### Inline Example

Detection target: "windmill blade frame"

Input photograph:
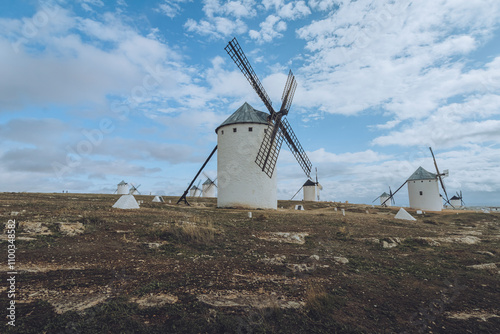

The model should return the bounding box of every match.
[225,37,312,179]
[225,38,275,116]
[429,147,454,209]
[255,114,285,178]
[279,70,297,115]
[279,118,312,178]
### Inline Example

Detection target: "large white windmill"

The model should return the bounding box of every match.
[177,38,313,209]
[382,147,452,211]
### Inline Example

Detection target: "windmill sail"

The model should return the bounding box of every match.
[280,118,312,178]
[225,37,312,179]
[225,38,274,116]
[429,147,454,208]
[279,70,297,115]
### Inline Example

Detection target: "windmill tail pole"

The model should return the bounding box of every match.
[381,181,407,206]
[290,186,303,201]
[177,145,218,205]
[429,147,451,205]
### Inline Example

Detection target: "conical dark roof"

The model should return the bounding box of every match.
[407,166,437,181]
[118,180,127,185]
[303,179,316,187]
[215,102,269,133]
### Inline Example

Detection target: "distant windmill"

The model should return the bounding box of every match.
[115,180,129,195]
[382,147,451,211]
[129,184,141,195]
[177,37,312,209]
[449,191,465,208]
[189,180,202,197]
[201,172,217,198]
[291,168,322,201]
[372,186,395,207]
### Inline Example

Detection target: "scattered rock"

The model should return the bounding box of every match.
[286,263,316,273]
[414,237,441,247]
[446,311,500,321]
[19,222,51,235]
[58,222,85,236]
[50,294,107,314]
[415,236,481,246]
[260,255,286,266]
[257,232,309,245]
[197,291,303,309]
[476,251,495,257]
[145,242,164,249]
[467,263,498,271]
[333,256,349,265]
[362,238,380,244]
[309,255,320,261]
[131,293,178,308]
[451,235,481,245]
[382,237,403,249]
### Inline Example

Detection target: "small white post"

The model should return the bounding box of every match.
[248,212,252,218]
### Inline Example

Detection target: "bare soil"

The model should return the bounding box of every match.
[1,192,499,333]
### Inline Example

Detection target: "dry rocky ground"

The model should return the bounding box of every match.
[1,192,499,333]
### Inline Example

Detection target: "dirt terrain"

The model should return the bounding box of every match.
[1,192,499,333]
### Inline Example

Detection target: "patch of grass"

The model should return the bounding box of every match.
[21,234,59,249]
[160,222,218,245]
[135,280,175,296]
[305,284,346,319]
[81,214,106,233]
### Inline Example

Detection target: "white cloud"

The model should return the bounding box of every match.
[249,14,287,43]
[202,0,257,18]
[157,0,191,18]
[0,8,190,113]
[262,0,311,19]
[293,0,500,130]
[185,17,247,38]
[308,0,339,11]
[79,0,104,12]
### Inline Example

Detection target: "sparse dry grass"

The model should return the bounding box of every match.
[158,221,218,245]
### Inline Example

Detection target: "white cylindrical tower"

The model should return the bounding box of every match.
[117,180,128,195]
[407,167,443,211]
[189,186,200,197]
[379,192,392,206]
[449,196,462,208]
[216,102,277,209]
[202,179,216,197]
[303,179,317,201]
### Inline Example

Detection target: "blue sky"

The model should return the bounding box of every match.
[1,0,499,206]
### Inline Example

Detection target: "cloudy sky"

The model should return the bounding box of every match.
[1,0,499,206]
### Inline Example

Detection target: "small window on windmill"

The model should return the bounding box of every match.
[419,191,423,196]
[233,128,237,133]
[221,130,224,135]
[248,127,253,132]
[264,129,267,133]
